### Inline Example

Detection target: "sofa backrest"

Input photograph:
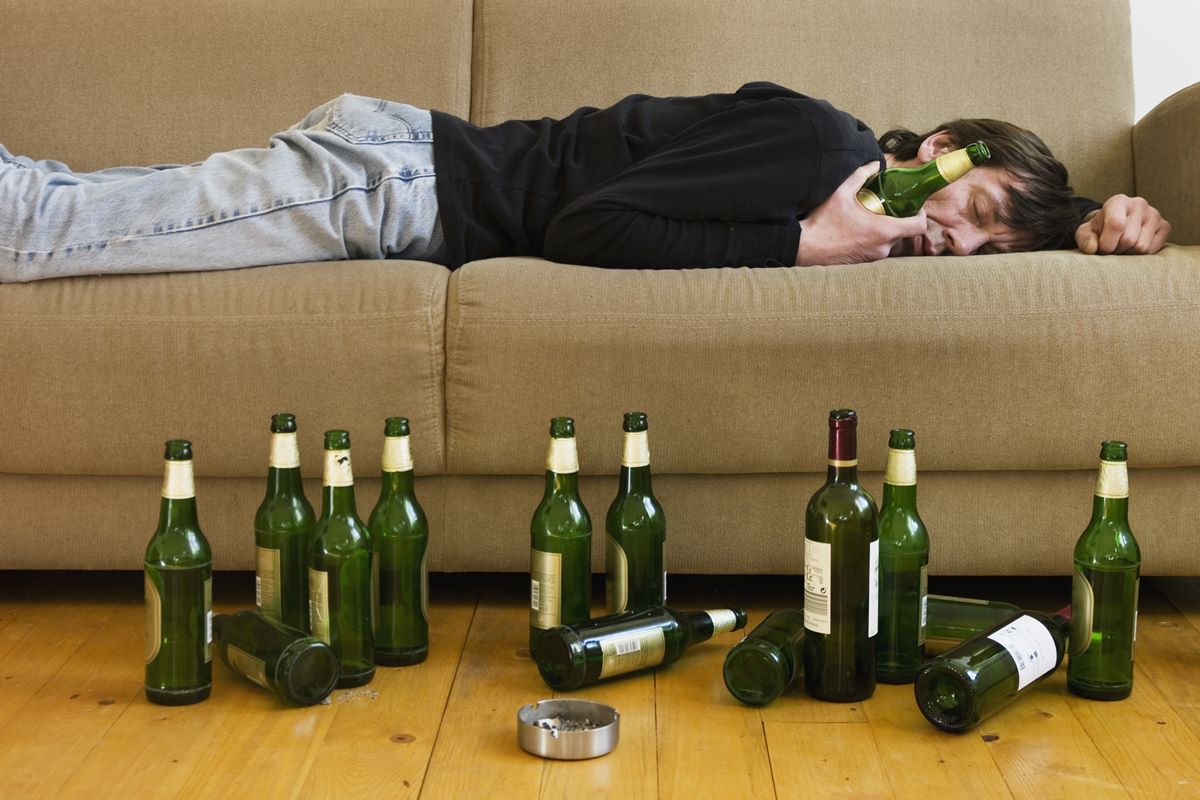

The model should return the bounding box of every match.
[469,0,1136,204]
[0,0,473,171]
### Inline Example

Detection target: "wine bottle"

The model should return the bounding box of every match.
[308,430,375,688]
[529,417,592,653]
[857,141,991,217]
[876,429,930,684]
[914,607,1070,733]
[214,610,339,705]
[723,608,805,706]
[925,595,1022,655]
[144,439,213,706]
[803,409,879,703]
[1069,441,1140,700]
[368,416,430,666]
[536,606,747,690]
[605,411,667,614]
[253,412,317,632]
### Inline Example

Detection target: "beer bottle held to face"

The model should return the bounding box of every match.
[536,606,747,691]
[803,409,879,703]
[529,417,592,654]
[144,439,213,705]
[368,417,430,666]
[214,611,339,705]
[254,413,316,632]
[1069,441,1140,700]
[606,412,667,614]
[876,429,930,684]
[308,430,375,688]
[858,141,991,217]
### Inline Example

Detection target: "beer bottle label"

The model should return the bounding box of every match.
[1070,566,1095,658]
[256,546,281,618]
[987,615,1056,690]
[309,568,331,644]
[529,549,562,630]
[919,564,929,646]
[803,538,832,634]
[144,572,162,665]
[605,535,629,614]
[599,627,667,679]
[226,644,270,690]
[868,539,879,639]
[204,577,212,664]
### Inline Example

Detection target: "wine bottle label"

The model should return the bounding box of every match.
[605,535,629,614]
[269,432,300,469]
[529,549,563,630]
[621,431,650,468]
[935,148,974,183]
[1070,565,1095,658]
[226,644,270,690]
[1094,460,1129,499]
[204,577,213,663]
[803,538,832,634]
[884,448,917,486]
[546,438,579,473]
[869,539,879,638]
[144,572,162,665]
[255,546,281,618]
[309,568,331,644]
[987,615,1057,690]
[382,435,413,472]
[919,564,929,646]
[599,627,667,679]
[161,459,195,499]
[323,449,354,487]
[705,609,740,634]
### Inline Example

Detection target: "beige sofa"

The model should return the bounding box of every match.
[2,0,1198,575]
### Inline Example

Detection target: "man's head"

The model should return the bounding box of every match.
[879,119,1079,256]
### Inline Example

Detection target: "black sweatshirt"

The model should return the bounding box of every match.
[430,82,884,269]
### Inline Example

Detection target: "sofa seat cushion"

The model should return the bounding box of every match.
[0,260,450,477]
[445,248,1200,475]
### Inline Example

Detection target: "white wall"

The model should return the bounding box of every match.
[1130,0,1200,119]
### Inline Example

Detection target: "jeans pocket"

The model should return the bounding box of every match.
[324,95,433,144]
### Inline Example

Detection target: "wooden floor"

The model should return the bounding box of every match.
[1,571,1199,799]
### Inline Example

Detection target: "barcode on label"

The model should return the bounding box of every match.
[614,638,642,656]
[531,579,540,611]
[805,591,829,619]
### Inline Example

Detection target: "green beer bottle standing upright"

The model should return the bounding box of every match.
[308,430,375,688]
[529,417,592,653]
[1069,440,1140,700]
[254,413,316,632]
[875,429,930,684]
[144,439,213,705]
[803,410,878,702]
[857,141,991,217]
[368,416,430,666]
[606,411,666,614]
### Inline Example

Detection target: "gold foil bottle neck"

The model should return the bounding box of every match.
[884,448,917,486]
[161,459,195,499]
[1095,459,1129,499]
[935,148,975,183]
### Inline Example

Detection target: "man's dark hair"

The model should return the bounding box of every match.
[878,120,1079,251]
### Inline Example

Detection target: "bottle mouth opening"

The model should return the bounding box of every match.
[271,413,297,433]
[324,429,351,449]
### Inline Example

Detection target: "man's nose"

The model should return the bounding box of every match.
[945,226,987,256]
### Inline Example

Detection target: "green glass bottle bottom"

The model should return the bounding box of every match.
[145,684,212,706]
[375,645,429,666]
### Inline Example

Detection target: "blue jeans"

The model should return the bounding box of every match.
[0,95,446,282]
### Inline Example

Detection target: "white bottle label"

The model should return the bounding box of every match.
[804,538,832,634]
[706,609,739,635]
[1095,460,1129,499]
[599,627,666,679]
[161,459,195,499]
[323,449,354,487]
[382,435,413,472]
[919,564,929,645]
[546,437,579,473]
[621,431,650,468]
[204,577,213,664]
[529,549,563,630]
[987,615,1057,690]
[269,432,300,469]
[868,539,879,638]
[255,546,281,618]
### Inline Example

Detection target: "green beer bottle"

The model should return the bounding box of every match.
[857,141,991,217]
[254,413,317,632]
[605,412,667,614]
[1069,441,1140,700]
[925,595,1022,655]
[914,607,1070,733]
[309,430,375,688]
[144,439,213,706]
[214,611,339,705]
[529,417,592,653]
[536,606,747,690]
[876,429,930,684]
[803,409,879,703]
[723,608,805,707]
[368,417,430,666]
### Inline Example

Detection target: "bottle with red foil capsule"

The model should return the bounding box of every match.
[803,409,879,702]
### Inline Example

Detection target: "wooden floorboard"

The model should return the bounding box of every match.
[0,573,1197,799]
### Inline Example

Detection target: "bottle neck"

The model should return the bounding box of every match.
[882,482,916,507]
[159,460,199,529]
[684,609,745,644]
[321,449,357,517]
[545,470,580,496]
[381,468,415,496]
[1090,460,1129,523]
[266,466,305,495]
[827,424,857,483]
[882,446,917,505]
[618,464,653,494]
[322,485,359,517]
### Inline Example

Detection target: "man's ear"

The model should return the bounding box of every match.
[915,131,958,163]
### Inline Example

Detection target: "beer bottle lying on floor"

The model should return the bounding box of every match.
[535,606,747,690]
[214,610,339,705]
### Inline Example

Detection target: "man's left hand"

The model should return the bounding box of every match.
[1075,194,1171,255]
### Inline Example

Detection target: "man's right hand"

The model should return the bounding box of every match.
[795,163,928,266]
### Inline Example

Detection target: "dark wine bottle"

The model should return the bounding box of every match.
[536,606,747,690]
[803,409,878,702]
[723,608,805,706]
[857,141,991,217]
[214,610,339,705]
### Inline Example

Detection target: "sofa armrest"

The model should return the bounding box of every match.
[1133,82,1200,245]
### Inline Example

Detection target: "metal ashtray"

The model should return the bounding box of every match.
[516,699,620,760]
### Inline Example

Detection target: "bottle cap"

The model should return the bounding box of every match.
[164,439,192,461]
[827,410,858,463]
[1099,440,1127,462]
[270,413,297,434]
[622,412,648,433]
[888,429,915,450]
[549,417,575,439]
[384,416,410,437]
[324,430,350,450]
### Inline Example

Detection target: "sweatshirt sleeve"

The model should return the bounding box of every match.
[542,99,831,269]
